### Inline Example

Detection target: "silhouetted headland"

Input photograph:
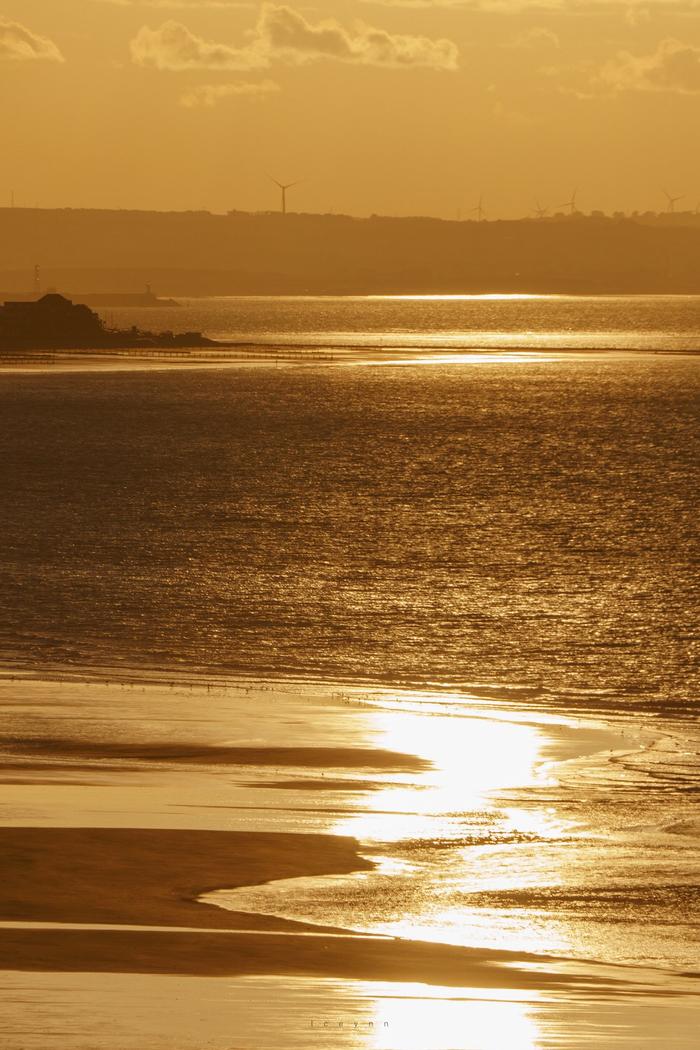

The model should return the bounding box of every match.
[0,293,215,351]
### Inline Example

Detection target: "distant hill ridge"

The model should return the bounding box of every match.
[2,207,700,295]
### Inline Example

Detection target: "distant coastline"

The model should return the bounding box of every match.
[3,207,700,296]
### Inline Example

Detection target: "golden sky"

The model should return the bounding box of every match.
[2,0,699,218]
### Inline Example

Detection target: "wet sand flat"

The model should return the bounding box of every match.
[0,827,371,934]
[0,674,697,1049]
[0,925,671,996]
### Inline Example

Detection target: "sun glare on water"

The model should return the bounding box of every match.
[332,701,551,844]
[369,294,550,301]
[205,692,578,968]
[365,985,540,1050]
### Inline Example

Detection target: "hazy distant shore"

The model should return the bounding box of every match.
[5,208,700,297]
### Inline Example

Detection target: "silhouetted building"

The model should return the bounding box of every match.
[0,292,216,351]
[0,293,104,348]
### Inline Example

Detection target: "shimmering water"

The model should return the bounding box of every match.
[0,345,697,712]
[104,293,700,353]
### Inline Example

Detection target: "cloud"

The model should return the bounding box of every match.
[547,36,700,97]
[180,78,279,105]
[0,18,64,62]
[131,20,267,69]
[508,26,560,47]
[598,37,700,92]
[257,4,458,69]
[131,3,459,72]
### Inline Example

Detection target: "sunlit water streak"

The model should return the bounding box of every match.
[101,294,700,353]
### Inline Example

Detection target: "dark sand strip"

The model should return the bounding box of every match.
[0,827,372,934]
[252,779,389,791]
[0,740,427,772]
[0,927,659,998]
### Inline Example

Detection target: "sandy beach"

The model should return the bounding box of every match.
[0,672,698,1049]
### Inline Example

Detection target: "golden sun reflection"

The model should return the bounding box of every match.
[203,694,580,962]
[369,294,551,301]
[333,703,551,845]
[374,707,543,795]
[363,983,540,1050]
[360,353,563,366]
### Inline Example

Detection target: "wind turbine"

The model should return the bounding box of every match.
[532,200,548,219]
[663,188,684,213]
[470,195,485,222]
[269,176,300,216]
[558,189,578,215]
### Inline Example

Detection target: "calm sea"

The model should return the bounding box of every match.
[0,295,697,714]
